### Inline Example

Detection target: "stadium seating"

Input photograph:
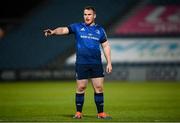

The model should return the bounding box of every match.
[0,0,136,69]
[114,0,180,36]
[147,0,180,5]
[1,0,179,81]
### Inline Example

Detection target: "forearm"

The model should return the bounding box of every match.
[103,44,112,65]
[101,41,112,64]
[52,27,69,35]
[102,41,112,73]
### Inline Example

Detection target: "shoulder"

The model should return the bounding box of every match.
[70,22,83,27]
[68,22,81,29]
[68,22,84,33]
[95,24,104,29]
[68,23,85,31]
[95,24,106,32]
[95,25,106,36]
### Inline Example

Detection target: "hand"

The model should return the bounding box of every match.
[44,29,54,37]
[106,63,112,74]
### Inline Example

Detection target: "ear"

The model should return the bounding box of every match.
[94,14,96,19]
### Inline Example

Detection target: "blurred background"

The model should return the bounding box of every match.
[0,0,180,81]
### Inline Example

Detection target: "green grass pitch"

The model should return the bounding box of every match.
[0,81,180,122]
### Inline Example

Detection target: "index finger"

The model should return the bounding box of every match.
[44,29,50,32]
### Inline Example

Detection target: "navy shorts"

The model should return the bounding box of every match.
[75,64,104,80]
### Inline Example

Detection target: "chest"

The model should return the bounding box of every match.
[76,26,102,41]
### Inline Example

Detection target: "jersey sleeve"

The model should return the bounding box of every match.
[67,23,77,34]
[100,28,107,43]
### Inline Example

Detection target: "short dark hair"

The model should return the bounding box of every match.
[84,6,96,14]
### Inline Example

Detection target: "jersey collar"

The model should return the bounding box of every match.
[83,22,97,27]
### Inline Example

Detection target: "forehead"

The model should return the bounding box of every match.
[84,9,94,14]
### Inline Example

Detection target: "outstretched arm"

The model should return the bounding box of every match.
[101,41,112,74]
[44,27,69,36]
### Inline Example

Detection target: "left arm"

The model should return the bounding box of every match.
[101,41,112,74]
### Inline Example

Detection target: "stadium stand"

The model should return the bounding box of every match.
[0,0,138,70]
[106,0,180,81]
[113,0,180,37]
[0,0,44,39]
[0,0,179,81]
[147,0,180,5]
[65,0,180,81]
[0,0,142,80]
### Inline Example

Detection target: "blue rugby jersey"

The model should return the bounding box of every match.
[68,22,107,64]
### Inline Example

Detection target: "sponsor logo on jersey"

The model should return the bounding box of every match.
[80,35,99,41]
[88,33,93,36]
[80,27,85,31]
[95,30,100,34]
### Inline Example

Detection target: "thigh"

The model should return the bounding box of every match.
[75,64,89,80]
[90,64,104,79]
[76,79,88,87]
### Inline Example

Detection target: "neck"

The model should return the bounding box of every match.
[90,22,95,26]
[85,22,95,26]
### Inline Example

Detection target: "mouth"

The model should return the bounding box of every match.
[86,19,90,22]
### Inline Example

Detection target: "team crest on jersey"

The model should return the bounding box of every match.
[80,27,85,31]
[95,30,100,34]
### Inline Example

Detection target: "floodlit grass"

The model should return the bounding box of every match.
[0,81,180,122]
